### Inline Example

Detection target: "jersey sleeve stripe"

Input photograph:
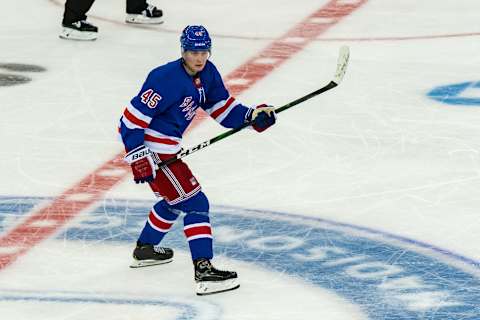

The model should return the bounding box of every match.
[144,128,181,141]
[123,108,149,128]
[145,134,180,145]
[145,142,182,155]
[144,129,182,154]
[121,115,141,130]
[209,96,236,119]
[126,103,153,123]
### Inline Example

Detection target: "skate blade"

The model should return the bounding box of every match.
[59,28,97,41]
[196,278,240,296]
[125,15,164,24]
[129,258,172,268]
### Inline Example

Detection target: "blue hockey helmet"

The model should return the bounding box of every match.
[180,25,212,52]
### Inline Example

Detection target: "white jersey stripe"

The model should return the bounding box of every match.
[206,97,240,124]
[144,128,182,143]
[145,141,182,154]
[206,98,229,115]
[126,103,153,124]
[121,115,143,130]
[215,99,240,123]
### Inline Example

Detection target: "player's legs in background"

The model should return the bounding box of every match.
[60,0,98,41]
[125,0,163,24]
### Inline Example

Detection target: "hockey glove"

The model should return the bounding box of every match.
[246,104,277,133]
[124,145,159,184]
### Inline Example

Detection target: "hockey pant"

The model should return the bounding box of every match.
[138,154,212,260]
[62,0,96,24]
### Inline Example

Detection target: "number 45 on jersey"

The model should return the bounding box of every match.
[141,89,162,109]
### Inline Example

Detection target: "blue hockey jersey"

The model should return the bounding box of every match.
[119,58,252,154]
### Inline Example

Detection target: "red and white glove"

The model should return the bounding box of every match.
[124,145,159,184]
[246,104,277,133]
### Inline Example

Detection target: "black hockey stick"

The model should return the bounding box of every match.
[157,46,350,167]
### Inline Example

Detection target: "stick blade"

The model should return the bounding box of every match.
[333,45,350,85]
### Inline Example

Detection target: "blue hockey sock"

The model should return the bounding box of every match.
[138,200,179,245]
[172,192,213,260]
[184,212,213,260]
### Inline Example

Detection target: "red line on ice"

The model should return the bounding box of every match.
[0,0,368,270]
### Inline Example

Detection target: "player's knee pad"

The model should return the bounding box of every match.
[170,191,209,215]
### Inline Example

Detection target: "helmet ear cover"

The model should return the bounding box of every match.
[180,25,212,52]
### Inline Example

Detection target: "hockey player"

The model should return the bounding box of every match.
[118,25,276,295]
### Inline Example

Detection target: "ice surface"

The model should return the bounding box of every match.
[1,0,480,319]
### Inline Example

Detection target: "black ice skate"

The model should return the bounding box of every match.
[130,241,173,268]
[59,20,98,41]
[125,4,163,24]
[194,258,239,296]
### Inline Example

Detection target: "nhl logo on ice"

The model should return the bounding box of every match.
[60,199,480,319]
[3,197,480,319]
